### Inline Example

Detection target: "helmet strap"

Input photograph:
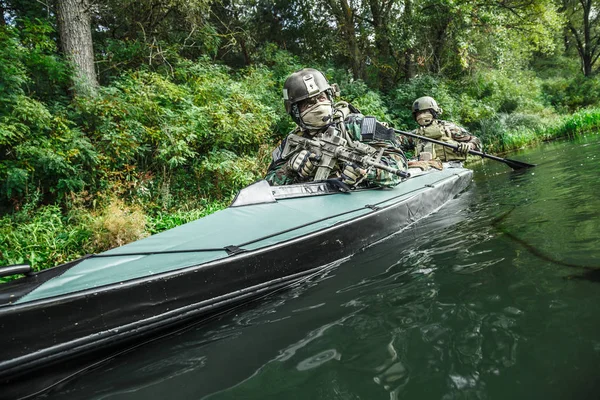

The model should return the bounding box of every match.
[290,103,307,129]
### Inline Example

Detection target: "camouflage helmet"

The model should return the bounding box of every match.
[412,96,442,118]
[283,68,333,127]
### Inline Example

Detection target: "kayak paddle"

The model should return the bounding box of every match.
[394,129,536,170]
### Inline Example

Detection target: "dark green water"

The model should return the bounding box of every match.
[46,135,600,400]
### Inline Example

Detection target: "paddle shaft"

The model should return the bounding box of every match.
[394,129,535,170]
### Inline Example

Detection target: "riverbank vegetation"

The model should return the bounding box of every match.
[2,0,600,276]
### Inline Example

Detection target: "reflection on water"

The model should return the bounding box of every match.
[44,136,600,400]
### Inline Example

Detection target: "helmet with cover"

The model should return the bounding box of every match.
[412,96,442,118]
[283,68,334,129]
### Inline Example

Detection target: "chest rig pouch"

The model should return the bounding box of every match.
[417,122,467,161]
[420,123,444,139]
[416,123,440,159]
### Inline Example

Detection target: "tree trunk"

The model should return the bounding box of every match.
[0,2,6,26]
[369,0,397,89]
[403,0,415,80]
[567,0,599,76]
[431,21,449,74]
[327,0,363,80]
[56,0,98,95]
[239,36,251,65]
[583,54,593,76]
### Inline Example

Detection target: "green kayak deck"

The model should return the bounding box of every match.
[16,166,471,304]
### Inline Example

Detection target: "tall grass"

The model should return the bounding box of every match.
[543,108,600,139]
[471,108,600,154]
[476,113,547,152]
[0,205,93,281]
[0,197,229,281]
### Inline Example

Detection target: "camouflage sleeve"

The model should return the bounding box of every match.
[343,113,364,141]
[363,151,406,188]
[397,131,416,150]
[264,138,302,186]
[264,160,299,186]
[446,123,482,151]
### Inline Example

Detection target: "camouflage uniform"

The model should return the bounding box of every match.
[265,107,406,188]
[410,119,482,162]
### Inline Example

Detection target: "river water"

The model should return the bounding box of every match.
[45,135,600,400]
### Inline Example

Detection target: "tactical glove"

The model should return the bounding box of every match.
[341,162,367,186]
[289,150,318,178]
[456,142,472,155]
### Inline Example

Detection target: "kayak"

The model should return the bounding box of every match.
[0,165,472,399]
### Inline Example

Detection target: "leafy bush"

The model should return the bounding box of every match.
[334,79,392,123]
[542,75,600,113]
[192,149,266,200]
[71,60,282,209]
[476,113,547,152]
[0,22,94,208]
[1,99,98,206]
[18,19,71,103]
[461,70,547,114]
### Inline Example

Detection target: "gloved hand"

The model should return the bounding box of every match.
[289,150,318,178]
[341,163,367,186]
[455,142,472,155]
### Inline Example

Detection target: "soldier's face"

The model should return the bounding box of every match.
[416,110,434,126]
[299,93,328,112]
[299,92,333,128]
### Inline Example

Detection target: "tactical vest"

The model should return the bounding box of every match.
[416,120,466,162]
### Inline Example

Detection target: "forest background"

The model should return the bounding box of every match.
[2,0,600,277]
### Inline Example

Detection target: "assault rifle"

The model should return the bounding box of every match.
[281,126,410,181]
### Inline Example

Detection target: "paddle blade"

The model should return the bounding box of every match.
[502,157,536,170]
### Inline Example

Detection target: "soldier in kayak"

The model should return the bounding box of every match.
[405,96,482,162]
[265,68,407,188]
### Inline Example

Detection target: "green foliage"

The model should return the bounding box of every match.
[0,21,88,207]
[146,201,228,234]
[453,70,550,129]
[0,26,27,111]
[544,108,600,138]
[193,150,265,200]
[334,79,391,123]
[542,75,600,113]
[0,19,70,106]
[18,18,71,102]
[0,201,94,274]
[476,113,547,152]
[0,23,96,206]
[92,0,217,77]
[1,100,98,206]
[68,60,280,211]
